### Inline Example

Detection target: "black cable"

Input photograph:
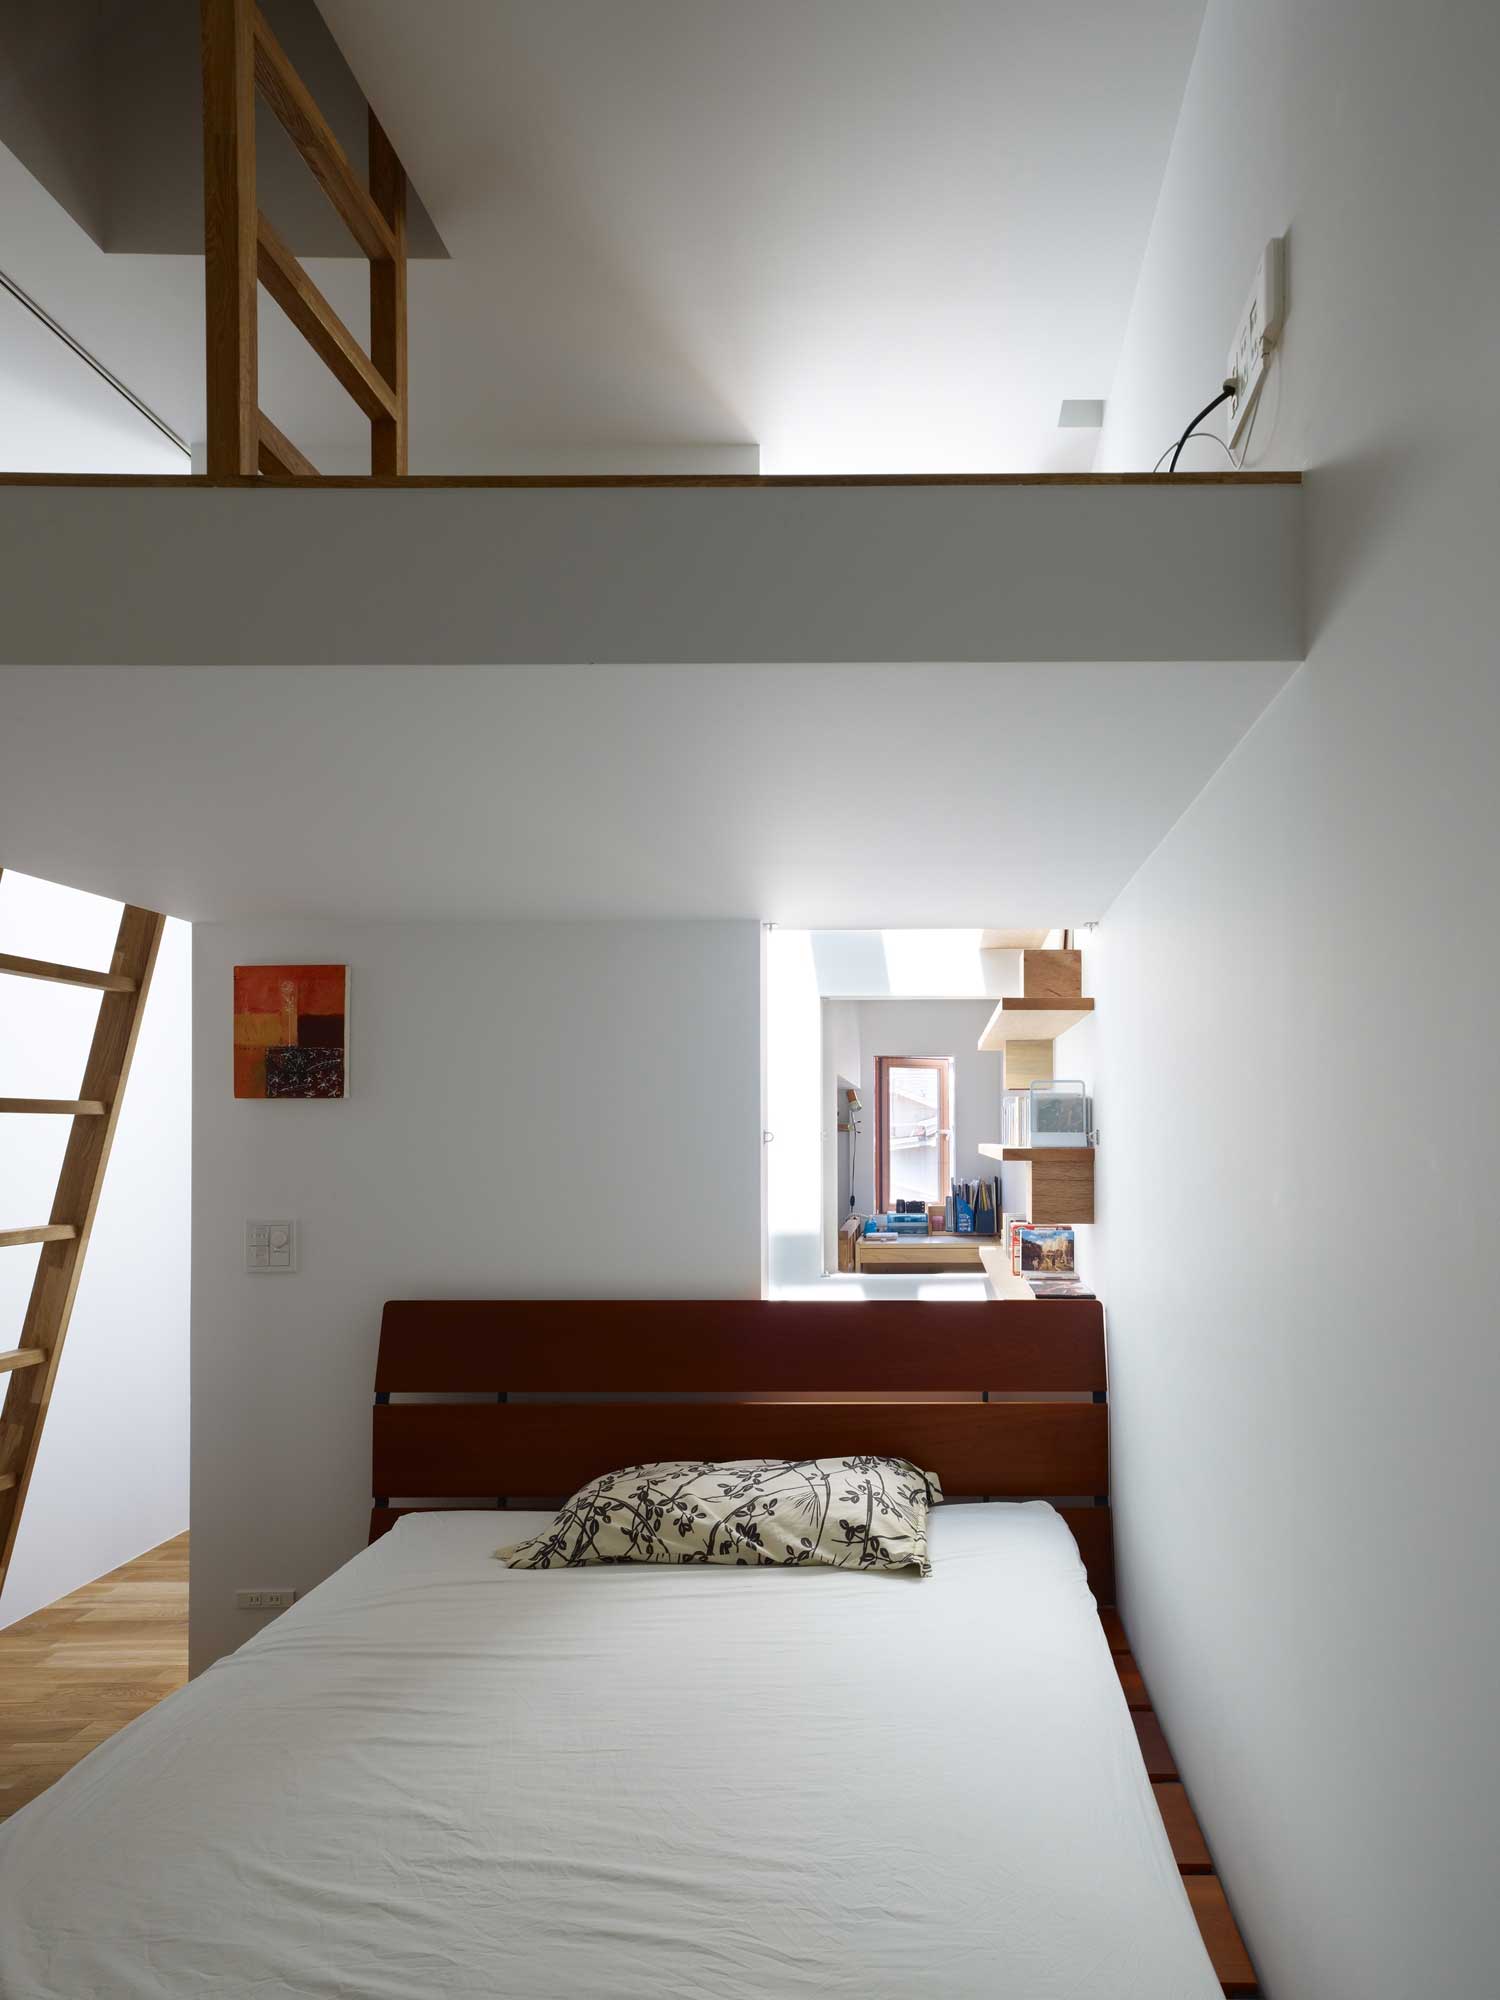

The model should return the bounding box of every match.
[1166,381,1237,473]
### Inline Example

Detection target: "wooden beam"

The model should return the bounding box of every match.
[257,409,319,477]
[201,0,258,477]
[0,951,135,992]
[0,1100,107,1116]
[368,111,408,475]
[0,1352,44,1378]
[252,7,398,263]
[0,1226,78,1250]
[256,211,399,422]
[0,906,165,1590]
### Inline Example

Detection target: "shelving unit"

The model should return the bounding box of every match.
[978,949,1095,1223]
[977,999,1093,1051]
[977,1145,1095,1224]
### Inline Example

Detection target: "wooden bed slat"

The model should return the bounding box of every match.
[1099,1606,1129,1651]
[373,1398,1106,1502]
[375,1298,1105,1393]
[1187,1876,1258,1995]
[1154,1782,1212,1873]
[1133,1709,1178,1780]
[1114,1648,1148,1708]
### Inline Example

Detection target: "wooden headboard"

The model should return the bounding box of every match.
[370,1298,1113,1601]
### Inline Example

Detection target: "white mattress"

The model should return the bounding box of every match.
[0,1502,1220,1998]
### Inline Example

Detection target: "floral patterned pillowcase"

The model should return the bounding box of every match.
[496,1456,943,1576]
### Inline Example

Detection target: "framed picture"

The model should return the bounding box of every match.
[233,964,348,1098]
[1013,1225,1076,1276]
[1027,1079,1090,1147]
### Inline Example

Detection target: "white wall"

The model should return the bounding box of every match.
[1089,5,1500,1996]
[190,918,761,1673]
[0,871,189,1629]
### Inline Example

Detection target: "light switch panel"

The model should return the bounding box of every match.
[245,1220,297,1272]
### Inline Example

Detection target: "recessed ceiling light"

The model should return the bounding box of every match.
[1057,399,1105,428]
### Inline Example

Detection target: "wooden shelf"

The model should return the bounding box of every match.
[977,998,1093,1050]
[977,1146,1094,1224]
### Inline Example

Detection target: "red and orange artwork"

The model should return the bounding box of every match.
[233,964,347,1099]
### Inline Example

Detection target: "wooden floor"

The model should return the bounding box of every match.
[0,1532,187,1823]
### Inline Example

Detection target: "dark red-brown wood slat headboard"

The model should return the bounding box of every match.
[374,1297,1105,1392]
[369,1298,1112,1598]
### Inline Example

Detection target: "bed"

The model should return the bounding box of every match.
[0,1298,1241,1998]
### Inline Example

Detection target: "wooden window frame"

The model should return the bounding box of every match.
[874,1056,952,1215]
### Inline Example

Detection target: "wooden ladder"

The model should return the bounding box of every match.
[0,870,166,1597]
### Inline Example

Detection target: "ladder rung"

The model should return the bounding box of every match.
[0,1224,78,1249]
[0,951,137,993]
[0,1098,107,1116]
[0,1473,14,1493]
[0,1350,45,1377]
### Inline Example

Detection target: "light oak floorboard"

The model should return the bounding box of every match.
[0,1532,186,1820]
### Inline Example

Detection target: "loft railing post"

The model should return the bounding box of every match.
[368,112,408,475]
[201,0,258,477]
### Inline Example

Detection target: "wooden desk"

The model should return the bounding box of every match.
[854,1233,986,1273]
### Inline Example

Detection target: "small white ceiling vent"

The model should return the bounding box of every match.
[1057,400,1106,428]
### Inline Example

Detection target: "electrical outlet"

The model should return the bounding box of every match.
[244,1220,297,1272]
[1225,237,1285,446]
[236,1588,297,1611]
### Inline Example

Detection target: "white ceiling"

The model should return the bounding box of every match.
[0,662,1289,926]
[312,0,1207,472]
[0,1,1206,473]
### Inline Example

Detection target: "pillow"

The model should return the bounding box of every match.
[496,1455,942,1576]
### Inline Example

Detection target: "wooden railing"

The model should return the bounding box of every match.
[201,0,408,477]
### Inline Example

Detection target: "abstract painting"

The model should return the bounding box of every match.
[233,964,347,1099]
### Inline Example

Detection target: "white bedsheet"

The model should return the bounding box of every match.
[0,1502,1220,1998]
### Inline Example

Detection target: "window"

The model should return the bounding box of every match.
[874,1056,952,1212]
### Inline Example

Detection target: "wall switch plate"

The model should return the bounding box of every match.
[1225,237,1285,446]
[244,1220,297,1272]
[236,1588,297,1610]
